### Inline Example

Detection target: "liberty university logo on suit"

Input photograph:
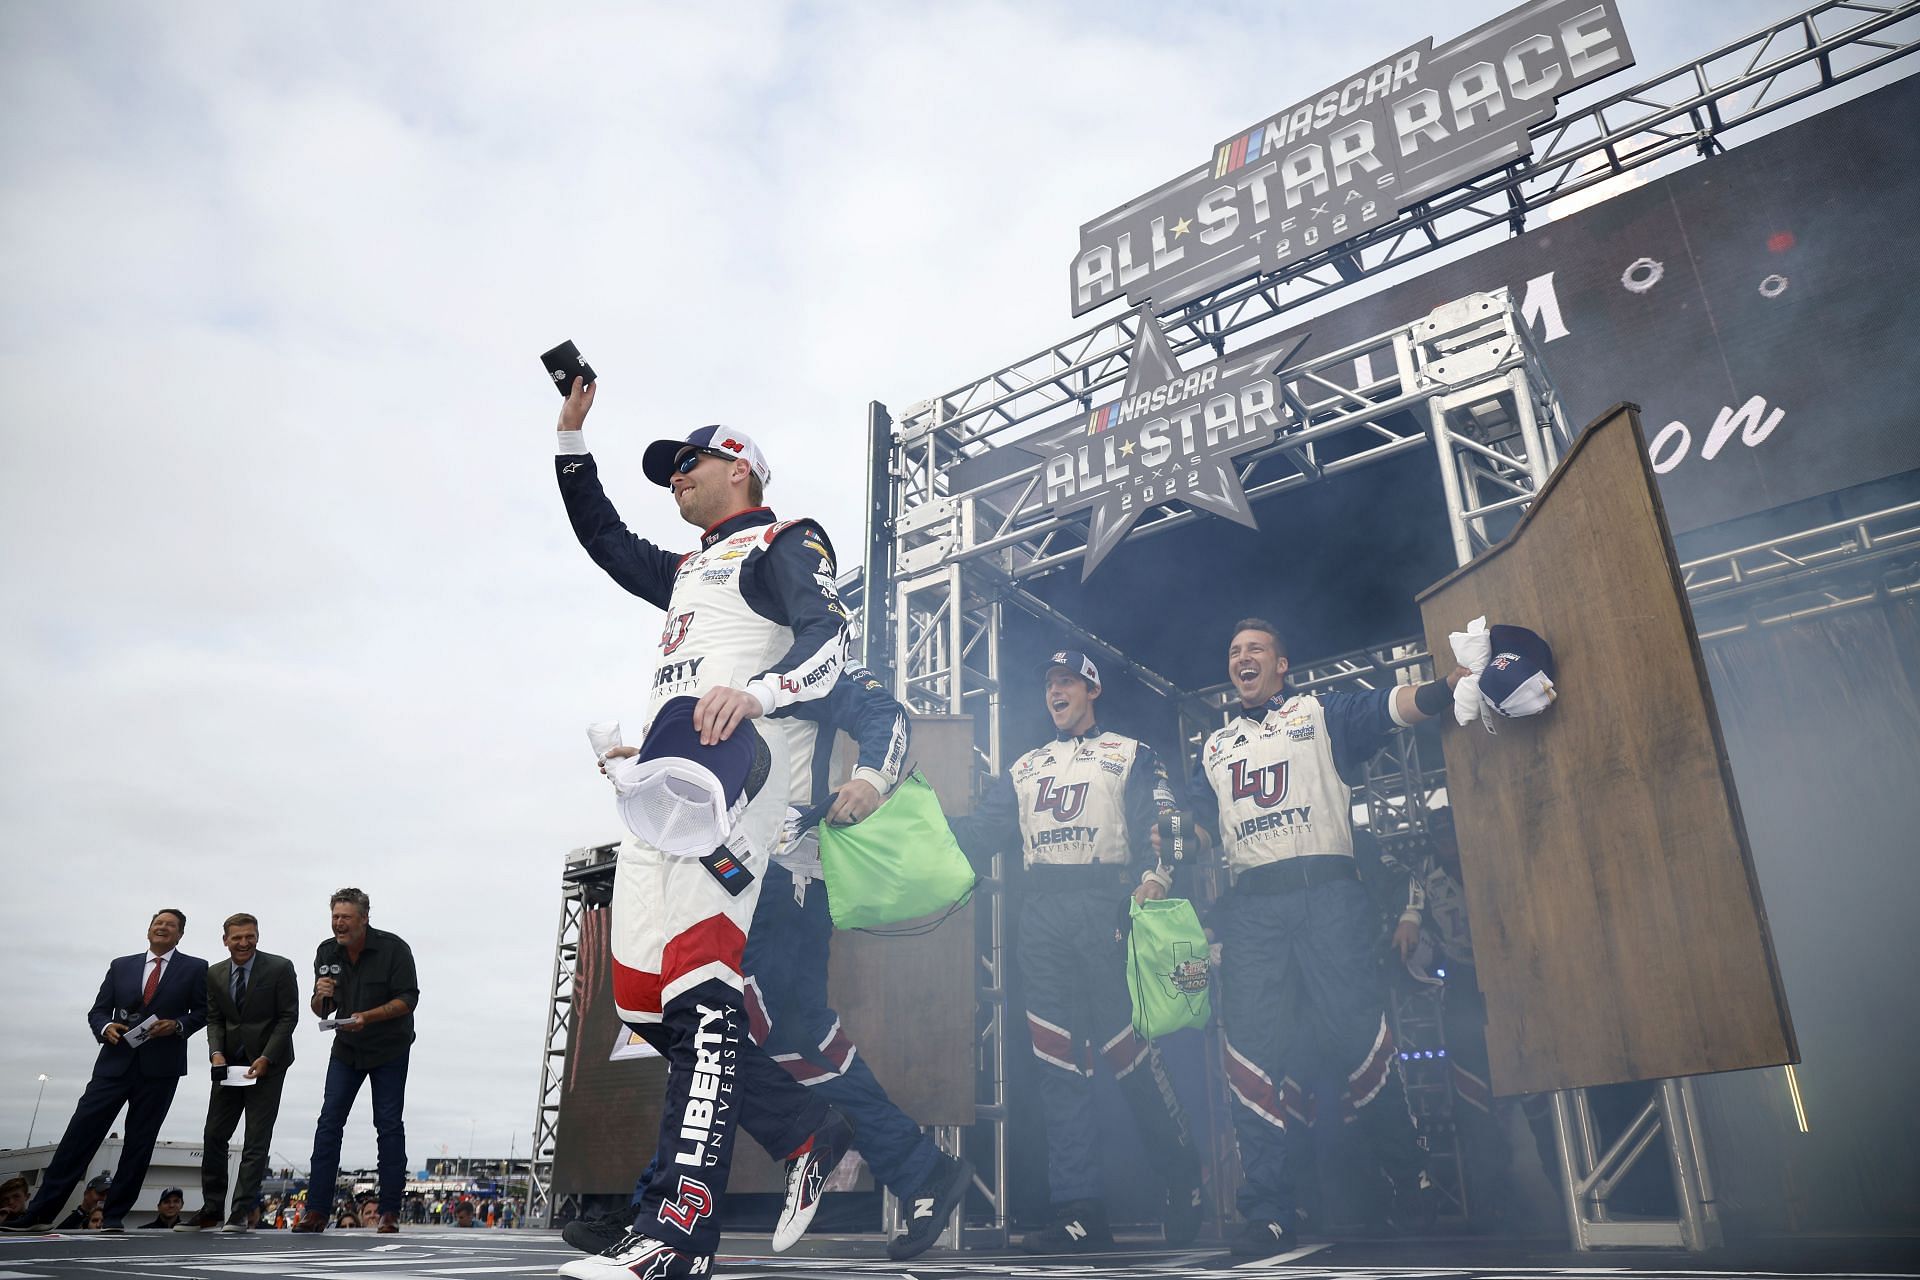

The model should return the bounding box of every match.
[1034,776,1089,821]
[660,611,694,655]
[657,1174,713,1233]
[1229,760,1289,808]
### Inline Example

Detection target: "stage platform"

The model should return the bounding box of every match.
[3,1227,1916,1279]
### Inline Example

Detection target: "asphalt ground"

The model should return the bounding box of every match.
[1,1225,1915,1279]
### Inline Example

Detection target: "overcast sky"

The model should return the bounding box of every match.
[1,0,1897,1176]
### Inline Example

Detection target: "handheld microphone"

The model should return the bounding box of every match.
[315,943,344,1016]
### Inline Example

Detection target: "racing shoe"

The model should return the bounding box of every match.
[1162,1169,1204,1247]
[1019,1198,1112,1254]
[772,1107,856,1251]
[1229,1217,1296,1258]
[557,1230,712,1280]
[886,1152,974,1262]
[1390,1168,1437,1231]
[562,1209,632,1256]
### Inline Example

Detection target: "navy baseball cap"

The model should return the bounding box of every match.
[642,426,772,489]
[87,1175,112,1193]
[1040,649,1101,689]
[1479,624,1557,718]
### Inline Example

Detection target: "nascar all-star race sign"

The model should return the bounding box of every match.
[1044,313,1307,579]
[1070,0,1635,318]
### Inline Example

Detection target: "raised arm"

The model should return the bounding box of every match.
[553,378,682,607]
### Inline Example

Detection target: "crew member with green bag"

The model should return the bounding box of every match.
[948,649,1203,1254]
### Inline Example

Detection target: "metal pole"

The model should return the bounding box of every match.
[864,401,895,677]
[1657,1080,1709,1251]
[26,1073,47,1146]
[1548,1091,1590,1250]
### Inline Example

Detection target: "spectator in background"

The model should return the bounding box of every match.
[140,1188,185,1229]
[55,1176,112,1230]
[85,1207,105,1230]
[358,1196,381,1229]
[292,889,419,1235]
[0,1177,29,1224]
[334,1207,358,1229]
[453,1200,476,1228]
[1,910,208,1234]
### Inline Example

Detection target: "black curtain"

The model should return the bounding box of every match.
[1694,596,1920,1231]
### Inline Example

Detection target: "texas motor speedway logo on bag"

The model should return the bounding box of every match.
[1069,0,1633,318]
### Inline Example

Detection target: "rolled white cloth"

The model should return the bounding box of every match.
[1449,615,1493,727]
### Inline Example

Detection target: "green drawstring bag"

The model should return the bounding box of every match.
[1126,897,1213,1039]
[818,770,976,931]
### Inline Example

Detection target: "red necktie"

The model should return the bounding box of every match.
[143,956,164,1005]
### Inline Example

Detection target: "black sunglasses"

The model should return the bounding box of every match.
[674,446,733,476]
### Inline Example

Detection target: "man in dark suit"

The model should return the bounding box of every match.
[180,913,299,1233]
[1,909,208,1233]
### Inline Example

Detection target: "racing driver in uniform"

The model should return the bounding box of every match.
[551,375,852,1279]
[1185,617,1465,1257]
[574,665,972,1265]
[950,650,1203,1254]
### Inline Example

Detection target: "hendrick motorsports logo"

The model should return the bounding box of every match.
[1038,309,1306,579]
[1070,0,1633,317]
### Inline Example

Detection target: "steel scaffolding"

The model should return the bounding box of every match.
[527,2,1919,1246]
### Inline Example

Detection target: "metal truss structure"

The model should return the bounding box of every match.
[528,2,1917,1248]
[1683,500,1920,640]
[887,0,1919,462]
[525,845,617,1227]
[883,289,1567,1245]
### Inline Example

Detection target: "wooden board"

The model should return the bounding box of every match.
[1416,404,1797,1096]
[823,713,977,1126]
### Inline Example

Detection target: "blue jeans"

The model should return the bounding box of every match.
[307,1051,409,1218]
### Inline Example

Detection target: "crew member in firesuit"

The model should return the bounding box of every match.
[949,649,1203,1254]
[551,375,852,1280]
[1184,617,1465,1258]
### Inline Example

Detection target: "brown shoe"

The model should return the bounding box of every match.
[377,1213,399,1234]
[290,1213,327,1233]
[174,1211,222,1232]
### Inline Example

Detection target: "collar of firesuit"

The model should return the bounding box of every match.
[1233,690,1292,724]
[1053,722,1103,742]
[700,506,776,549]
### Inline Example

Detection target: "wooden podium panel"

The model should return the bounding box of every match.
[825,713,977,1125]
[1416,405,1796,1096]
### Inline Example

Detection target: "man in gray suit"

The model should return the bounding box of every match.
[182,913,298,1233]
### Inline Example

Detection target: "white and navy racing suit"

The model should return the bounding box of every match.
[739,666,946,1198]
[630,667,942,1204]
[1189,689,1426,1226]
[559,449,846,1255]
[950,727,1200,1217]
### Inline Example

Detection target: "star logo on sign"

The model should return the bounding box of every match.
[1172,216,1192,238]
[1034,307,1308,580]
